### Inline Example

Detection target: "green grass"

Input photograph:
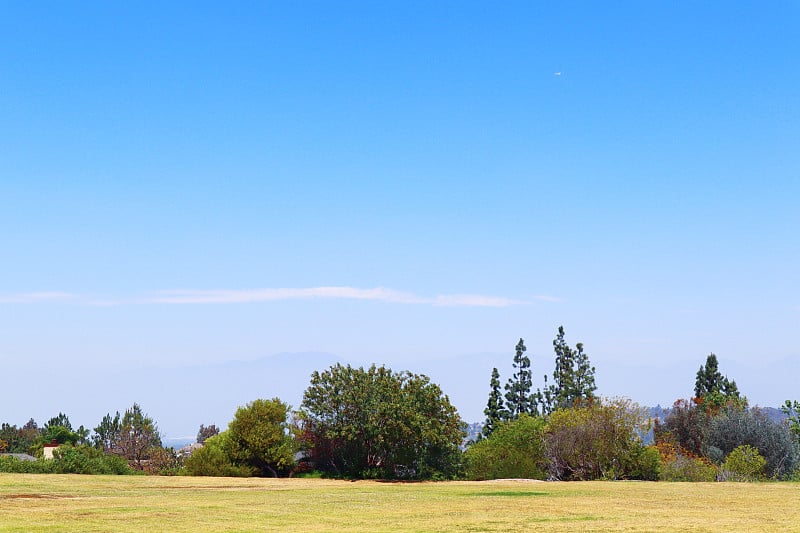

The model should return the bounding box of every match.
[1,475,798,532]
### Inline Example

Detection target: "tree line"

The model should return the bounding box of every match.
[2,327,799,481]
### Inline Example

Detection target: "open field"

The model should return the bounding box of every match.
[1,475,799,532]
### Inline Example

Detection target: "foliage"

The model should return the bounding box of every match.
[0,445,133,474]
[227,398,297,477]
[543,398,652,480]
[481,367,507,438]
[301,363,465,479]
[464,414,546,480]
[537,326,596,415]
[653,399,709,456]
[197,424,220,444]
[94,404,163,470]
[504,339,536,419]
[781,400,800,442]
[719,444,766,481]
[183,432,255,477]
[655,441,718,482]
[53,445,134,474]
[706,405,799,479]
[694,353,744,411]
[0,422,39,454]
[93,411,121,451]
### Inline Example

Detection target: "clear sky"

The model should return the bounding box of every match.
[2,2,798,438]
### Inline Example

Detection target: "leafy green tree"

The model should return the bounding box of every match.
[538,326,597,414]
[504,339,535,419]
[465,414,546,480]
[227,398,297,477]
[781,400,800,442]
[481,367,507,438]
[301,364,465,479]
[694,353,743,410]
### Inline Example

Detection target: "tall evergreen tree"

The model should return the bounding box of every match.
[482,367,506,438]
[572,342,597,404]
[538,326,596,414]
[504,338,535,419]
[694,353,742,409]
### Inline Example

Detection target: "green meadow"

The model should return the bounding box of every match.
[2,475,798,532]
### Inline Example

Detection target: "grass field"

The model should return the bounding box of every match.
[1,475,798,532]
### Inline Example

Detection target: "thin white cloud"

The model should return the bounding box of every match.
[0,287,559,308]
[0,291,78,304]
[149,287,528,307]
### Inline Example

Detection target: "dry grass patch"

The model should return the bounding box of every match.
[1,474,798,532]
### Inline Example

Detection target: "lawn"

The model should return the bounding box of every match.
[1,475,798,532]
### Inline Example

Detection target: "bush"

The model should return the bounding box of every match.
[464,414,546,480]
[0,446,133,475]
[183,433,255,477]
[707,406,799,479]
[624,445,661,481]
[0,456,54,473]
[719,444,766,482]
[53,445,134,475]
[544,399,653,480]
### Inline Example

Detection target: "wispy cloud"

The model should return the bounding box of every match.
[0,291,78,304]
[149,287,533,307]
[0,287,559,308]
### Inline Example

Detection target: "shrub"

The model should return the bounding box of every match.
[544,399,653,480]
[719,444,766,482]
[53,445,133,475]
[183,433,255,477]
[707,406,799,479]
[464,414,546,480]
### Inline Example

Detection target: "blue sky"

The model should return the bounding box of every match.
[2,2,798,437]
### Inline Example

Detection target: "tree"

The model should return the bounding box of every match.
[197,424,220,444]
[42,413,89,446]
[481,367,506,438]
[781,400,800,442]
[654,399,709,457]
[93,412,121,452]
[465,414,547,480]
[538,326,597,414]
[95,404,162,470]
[694,353,743,410]
[226,398,297,477]
[504,339,535,419]
[45,413,73,431]
[301,364,465,479]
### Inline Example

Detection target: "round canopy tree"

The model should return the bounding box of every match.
[300,364,465,479]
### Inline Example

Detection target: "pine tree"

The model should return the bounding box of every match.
[505,338,535,419]
[537,326,596,415]
[481,367,506,438]
[694,353,743,410]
